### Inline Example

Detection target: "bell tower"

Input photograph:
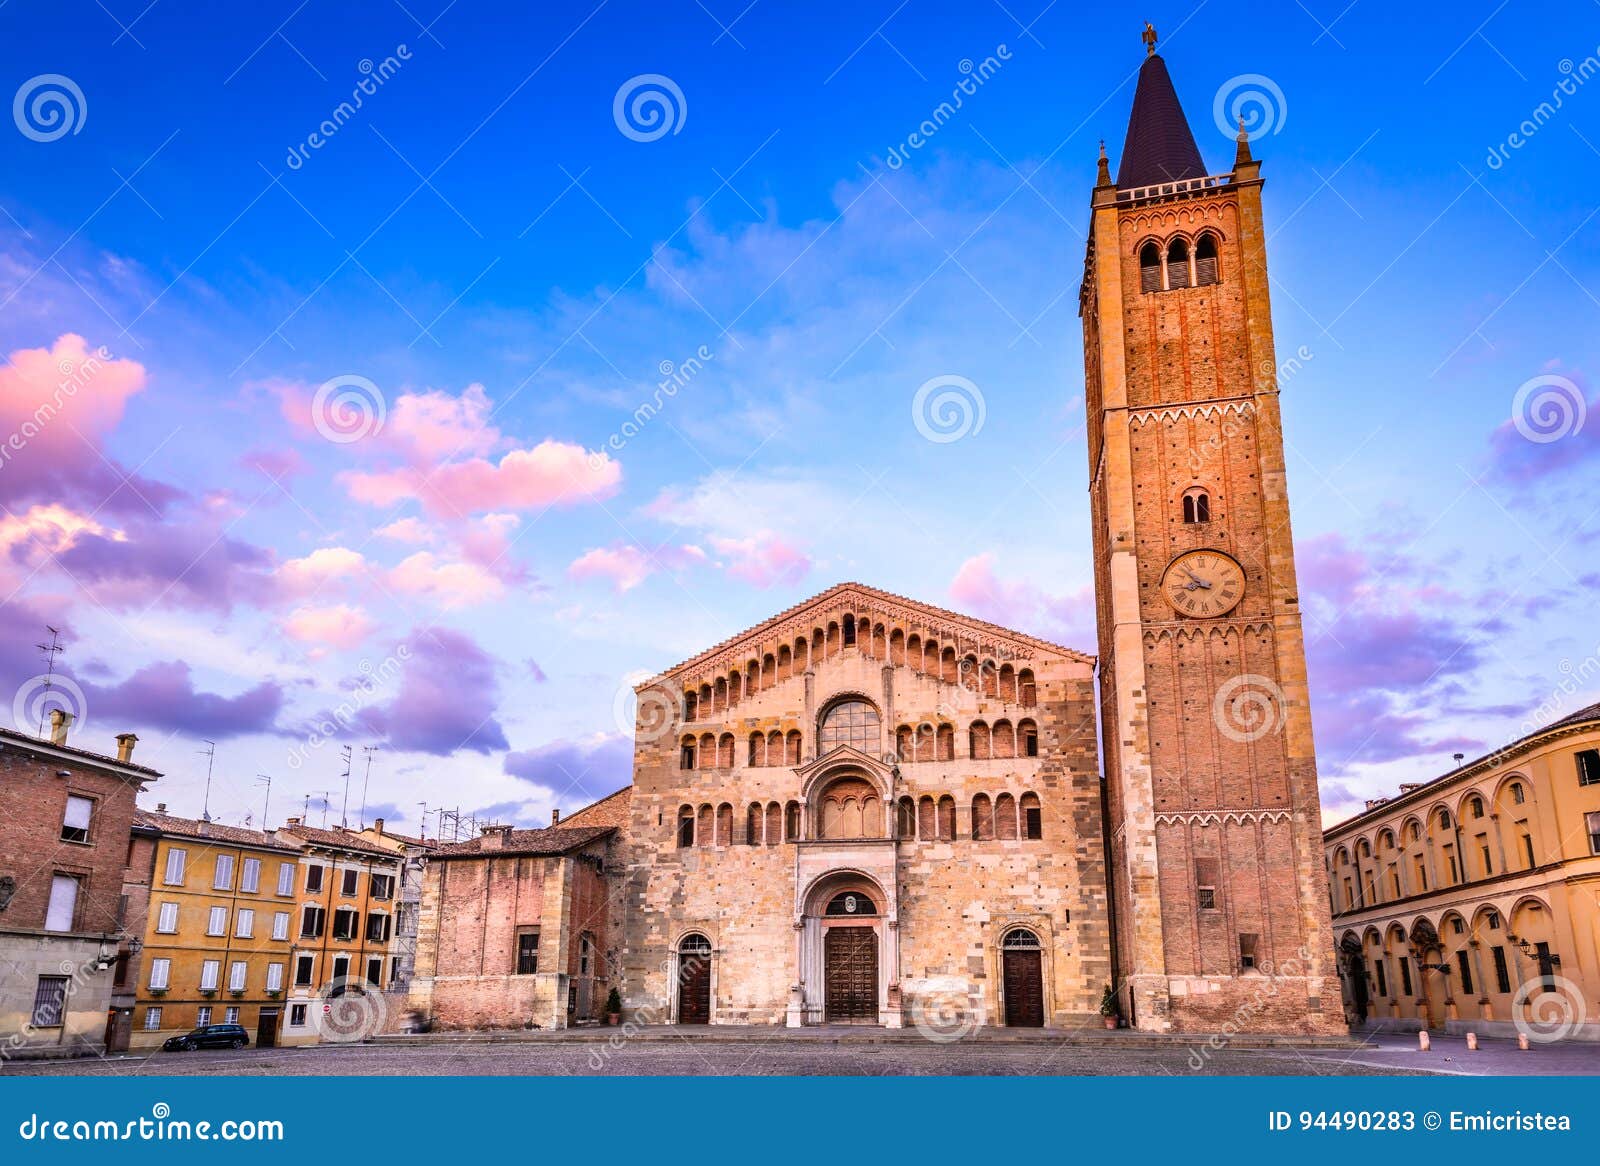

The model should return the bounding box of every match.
[1081,31,1344,1034]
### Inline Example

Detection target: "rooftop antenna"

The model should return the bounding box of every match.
[339,744,353,828]
[1452,753,1465,768]
[255,775,272,829]
[312,791,332,828]
[417,801,429,841]
[34,626,63,737]
[360,745,378,829]
[199,740,216,822]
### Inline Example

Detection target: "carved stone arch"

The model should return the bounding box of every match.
[1455,787,1490,820]
[1408,916,1441,951]
[1339,932,1364,956]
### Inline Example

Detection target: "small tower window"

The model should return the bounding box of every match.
[1166,238,1191,289]
[1139,242,1162,293]
[1195,232,1219,285]
[1182,487,1211,524]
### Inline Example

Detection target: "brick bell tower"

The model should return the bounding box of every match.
[1081,29,1344,1034]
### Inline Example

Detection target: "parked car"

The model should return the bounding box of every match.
[163,1023,250,1051]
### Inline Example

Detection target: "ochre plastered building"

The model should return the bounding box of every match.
[1324,704,1600,1040]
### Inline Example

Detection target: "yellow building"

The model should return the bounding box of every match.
[1323,703,1600,1041]
[275,820,405,1045]
[127,809,301,1050]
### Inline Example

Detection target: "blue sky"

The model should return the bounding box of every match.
[1,0,1597,833]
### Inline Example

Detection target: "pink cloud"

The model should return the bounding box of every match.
[709,532,810,588]
[375,517,436,545]
[948,553,1094,646]
[342,440,621,517]
[240,447,304,481]
[569,545,655,592]
[276,547,367,598]
[281,604,378,652]
[382,383,499,463]
[387,551,506,607]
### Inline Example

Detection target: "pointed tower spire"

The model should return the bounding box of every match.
[1233,115,1254,168]
[1115,30,1207,188]
[1096,139,1111,187]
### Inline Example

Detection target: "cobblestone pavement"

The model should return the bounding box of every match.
[8,1032,1594,1077]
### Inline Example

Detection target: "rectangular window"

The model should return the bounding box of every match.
[366,956,383,987]
[164,847,187,886]
[1588,811,1600,856]
[1414,858,1428,892]
[1446,849,1459,883]
[199,960,220,991]
[366,913,390,943]
[240,858,261,893]
[213,854,235,890]
[31,976,67,1026]
[276,863,295,895]
[60,795,93,843]
[1578,749,1600,787]
[289,1003,307,1026]
[1238,933,1258,972]
[517,932,540,975]
[340,868,358,896]
[1399,956,1413,997]
[301,905,324,938]
[1479,841,1492,875]
[332,908,359,940]
[1374,960,1388,998]
[207,906,227,936]
[1455,950,1474,995]
[1024,806,1043,840]
[229,961,247,992]
[1492,946,1512,994]
[224,1006,239,1024]
[272,911,290,941]
[235,908,254,939]
[1521,832,1536,868]
[266,963,284,992]
[1195,858,1219,911]
[196,1005,212,1026]
[294,955,314,987]
[45,874,79,932]
[305,865,324,893]
[156,901,179,934]
[369,873,395,900]
[148,958,171,991]
[1535,942,1556,991]
[144,1007,163,1030]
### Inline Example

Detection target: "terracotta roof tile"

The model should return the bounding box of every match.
[430,824,615,860]
[276,823,398,857]
[134,809,299,852]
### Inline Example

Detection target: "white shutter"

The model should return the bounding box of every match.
[213,855,234,889]
[266,962,284,991]
[44,875,78,931]
[164,848,187,885]
[200,960,220,990]
[157,902,179,932]
[229,961,247,991]
[149,958,170,990]
[63,795,93,833]
[235,909,254,938]
[276,864,294,895]
[207,906,227,936]
[241,858,260,893]
[272,912,289,940]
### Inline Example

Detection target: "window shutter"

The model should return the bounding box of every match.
[62,795,93,836]
[45,875,79,931]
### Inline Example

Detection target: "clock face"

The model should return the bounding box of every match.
[1161,550,1245,618]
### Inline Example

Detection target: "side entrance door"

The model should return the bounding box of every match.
[824,927,878,1022]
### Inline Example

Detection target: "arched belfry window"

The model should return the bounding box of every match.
[1182,487,1211,524]
[1195,232,1219,285]
[824,891,877,917]
[818,698,880,754]
[1139,241,1162,293]
[1166,238,1192,289]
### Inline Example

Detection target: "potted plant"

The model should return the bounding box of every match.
[199,988,216,999]
[603,988,623,1026]
[1099,984,1119,1030]
[148,988,167,998]
[265,989,282,999]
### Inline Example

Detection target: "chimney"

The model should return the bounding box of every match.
[1398,783,1423,795]
[286,816,302,827]
[156,802,168,813]
[48,709,72,745]
[373,817,385,835]
[551,808,561,826]
[115,733,138,763]
[480,823,512,851]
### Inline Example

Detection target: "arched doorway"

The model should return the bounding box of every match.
[1340,934,1369,1024]
[823,890,879,1022]
[676,933,712,1025]
[1001,928,1044,1027]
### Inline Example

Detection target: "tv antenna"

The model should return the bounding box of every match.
[199,740,216,822]
[34,626,63,737]
[339,744,353,828]
[360,745,378,829]
[255,775,272,829]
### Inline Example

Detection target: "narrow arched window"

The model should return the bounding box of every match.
[1018,670,1037,705]
[1167,238,1191,289]
[1019,719,1039,758]
[716,803,733,846]
[1182,486,1211,524]
[897,796,916,839]
[1139,241,1162,293]
[971,794,994,841]
[937,795,956,839]
[746,802,763,845]
[748,732,764,767]
[784,800,800,841]
[765,802,781,847]
[677,806,695,848]
[680,736,696,770]
[842,614,856,646]
[1020,792,1042,839]
[1195,232,1219,285]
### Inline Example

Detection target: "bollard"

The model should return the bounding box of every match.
[1518,1033,1530,1051]
[1418,1030,1430,1052]
[1466,1032,1478,1051]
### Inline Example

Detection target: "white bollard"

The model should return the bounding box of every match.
[1518,1033,1530,1051]
[1417,1030,1430,1052]
[1466,1032,1478,1051]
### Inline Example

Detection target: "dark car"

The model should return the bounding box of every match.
[162,1023,250,1051]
